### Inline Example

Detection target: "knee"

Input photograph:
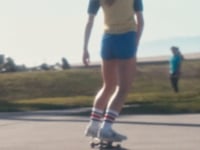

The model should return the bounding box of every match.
[117,86,130,97]
[103,84,117,94]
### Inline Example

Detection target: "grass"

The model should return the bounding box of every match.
[0,59,199,114]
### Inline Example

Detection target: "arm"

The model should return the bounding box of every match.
[83,0,100,66]
[135,11,144,48]
[83,15,95,66]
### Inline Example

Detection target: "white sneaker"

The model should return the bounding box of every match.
[84,123,99,138]
[98,128,127,142]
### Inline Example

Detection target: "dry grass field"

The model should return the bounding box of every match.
[0,58,199,114]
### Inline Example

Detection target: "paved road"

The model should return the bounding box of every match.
[0,109,200,150]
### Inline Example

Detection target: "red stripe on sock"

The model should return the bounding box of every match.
[104,115,115,122]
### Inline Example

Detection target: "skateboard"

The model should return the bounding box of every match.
[90,138,122,149]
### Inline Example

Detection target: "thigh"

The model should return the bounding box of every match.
[101,60,118,88]
[117,58,137,91]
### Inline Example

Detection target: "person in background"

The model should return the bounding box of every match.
[169,46,184,93]
[83,0,144,141]
[61,57,70,69]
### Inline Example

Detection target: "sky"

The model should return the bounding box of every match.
[0,0,199,67]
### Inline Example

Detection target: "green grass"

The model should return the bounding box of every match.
[0,59,199,114]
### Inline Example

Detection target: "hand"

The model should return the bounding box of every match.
[82,49,90,66]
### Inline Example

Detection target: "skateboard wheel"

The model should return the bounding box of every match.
[116,144,121,148]
[90,142,95,148]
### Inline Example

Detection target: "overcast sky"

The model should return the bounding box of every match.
[0,0,199,66]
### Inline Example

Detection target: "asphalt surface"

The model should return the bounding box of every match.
[0,109,200,150]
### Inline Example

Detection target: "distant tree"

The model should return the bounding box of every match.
[17,64,27,72]
[40,63,50,71]
[61,57,70,69]
[3,57,17,72]
[0,54,5,65]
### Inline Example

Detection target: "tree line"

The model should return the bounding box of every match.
[0,54,70,73]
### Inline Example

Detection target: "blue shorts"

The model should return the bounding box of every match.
[100,31,137,60]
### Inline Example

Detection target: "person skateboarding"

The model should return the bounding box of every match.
[83,0,144,142]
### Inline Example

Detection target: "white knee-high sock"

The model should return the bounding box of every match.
[101,109,119,130]
[89,108,103,127]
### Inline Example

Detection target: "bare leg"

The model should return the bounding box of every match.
[86,57,136,139]
[107,58,136,112]
[98,58,136,141]
[93,60,119,110]
[84,60,120,137]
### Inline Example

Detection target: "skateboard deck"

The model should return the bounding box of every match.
[90,138,122,149]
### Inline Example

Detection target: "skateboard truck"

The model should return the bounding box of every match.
[90,138,121,149]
